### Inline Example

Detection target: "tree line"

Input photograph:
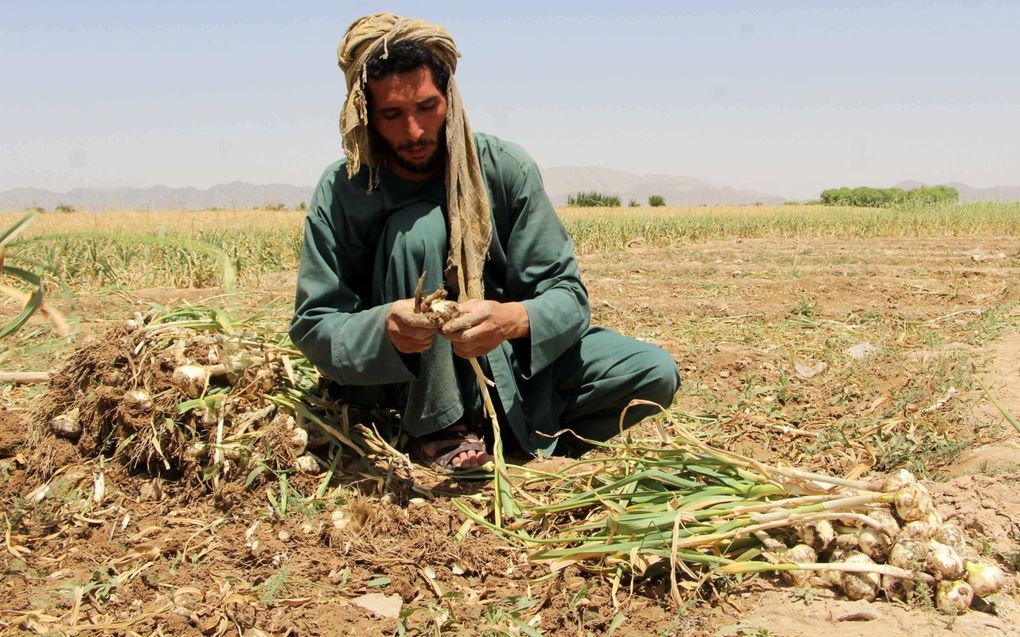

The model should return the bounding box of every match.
[566,192,667,207]
[819,185,958,207]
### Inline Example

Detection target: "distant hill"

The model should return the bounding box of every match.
[7,174,1016,212]
[0,168,786,212]
[894,180,1020,203]
[542,167,785,206]
[0,182,312,211]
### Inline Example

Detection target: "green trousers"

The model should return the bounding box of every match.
[333,202,680,456]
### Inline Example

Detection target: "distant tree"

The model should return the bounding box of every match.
[648,195,666,207]
[262,202,288,211]
[54,203,75,213]
[566,191,621,207]
[26,206,46,214]
[296,201,308,211]
[628,199,639,207]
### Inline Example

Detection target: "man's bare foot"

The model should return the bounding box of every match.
[414,423,493,473]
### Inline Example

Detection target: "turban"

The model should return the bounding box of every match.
[337,13,492,302]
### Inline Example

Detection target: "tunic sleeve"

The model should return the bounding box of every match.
[288,175,419,386]
[501,147,591,378]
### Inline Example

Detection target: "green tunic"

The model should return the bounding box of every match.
[290,133,678,455]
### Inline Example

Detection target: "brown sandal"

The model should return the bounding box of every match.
[412,423,491,473]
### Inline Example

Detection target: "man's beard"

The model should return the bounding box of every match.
[375,132,447,176]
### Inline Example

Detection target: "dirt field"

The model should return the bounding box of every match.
[2,234,1019,636]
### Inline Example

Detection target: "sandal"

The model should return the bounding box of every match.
[411,423,491,473]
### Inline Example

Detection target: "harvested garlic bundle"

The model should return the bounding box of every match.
[964,561,1006,598]
[895,482,934,522]
[926,540,964,580]
[839,552,881,601]
[936,580,973,614]
[780,544,817,586]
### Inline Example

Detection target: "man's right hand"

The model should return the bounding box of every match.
[385,299,438,353]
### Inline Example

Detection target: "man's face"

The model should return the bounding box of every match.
[367,65,447,180]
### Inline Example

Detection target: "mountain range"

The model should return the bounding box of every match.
[1,171,1017,211]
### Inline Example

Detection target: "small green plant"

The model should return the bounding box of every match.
[648,194,666,207]
[789,298,818,318]
[256,565,292,604]
[54,203,75,213]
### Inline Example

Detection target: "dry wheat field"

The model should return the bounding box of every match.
[1,203,1019,636]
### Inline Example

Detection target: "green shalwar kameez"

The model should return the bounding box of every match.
[289,133,679,456]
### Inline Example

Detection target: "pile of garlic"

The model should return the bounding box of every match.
[780,469,1007,614]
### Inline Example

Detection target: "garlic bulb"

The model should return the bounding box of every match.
[867,507,900,538]
[294,454,321,474]
[858,527,891,562]
[820,547,852,588]
[430,300,460,321]
[933,523,968,556]
[895,482,933,522]
[172,365,209,398]
[184,441,208,460]
[833,532,859,552]
[289,427,309,456]
[882,573,914,601]
[883,468,917,493]
[926,540,964,580]
[888,540,928,571]
[936,580,973,615]
[123,389,153,411]
[965,561,1006,598]
[898,520,934,542]
[797,519,836,553]
[49,408,82,439]
[839,553,880,601]
[780,544,817,586]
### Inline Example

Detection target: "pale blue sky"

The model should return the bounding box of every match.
[2,1,1018,199]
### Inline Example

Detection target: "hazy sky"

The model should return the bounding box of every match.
[2,1,1018,199]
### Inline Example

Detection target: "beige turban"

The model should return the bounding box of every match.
[337,13,492,302]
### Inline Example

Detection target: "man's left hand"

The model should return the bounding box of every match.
[441,300,530,358]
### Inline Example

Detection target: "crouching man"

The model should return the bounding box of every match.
[289,13,679,472]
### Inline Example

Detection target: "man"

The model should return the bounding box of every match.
[290,13,679,472]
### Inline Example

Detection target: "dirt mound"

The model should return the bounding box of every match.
[931,473,1020,557]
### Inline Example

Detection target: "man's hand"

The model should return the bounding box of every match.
[441,300,530,358]
[385,299,439,353]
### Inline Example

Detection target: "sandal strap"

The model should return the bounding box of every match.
[414,425,487,472]
[431,434,486,471]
